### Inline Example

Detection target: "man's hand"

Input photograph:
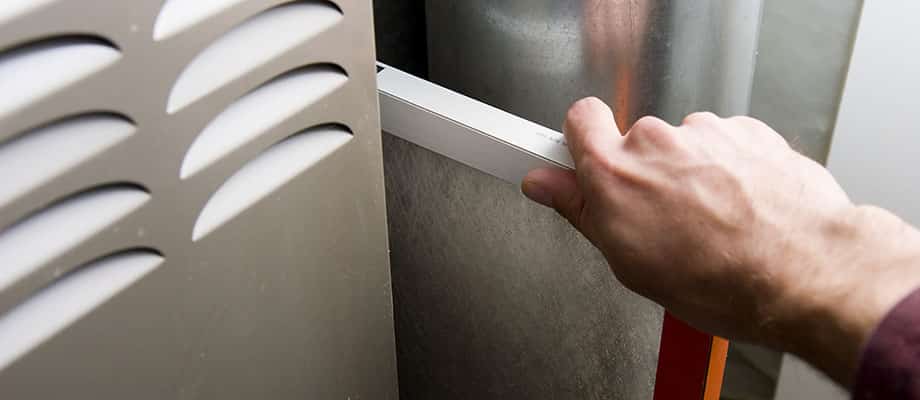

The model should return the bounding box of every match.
[521,97,920,385]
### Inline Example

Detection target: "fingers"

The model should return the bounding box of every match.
[563,97,622,166]
[521,167,585,229]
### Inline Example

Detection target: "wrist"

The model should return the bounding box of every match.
[766,205,920,385]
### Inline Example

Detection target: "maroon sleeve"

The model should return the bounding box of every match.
[852,287,920,399]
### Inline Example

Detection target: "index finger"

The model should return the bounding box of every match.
[563,97,623,165]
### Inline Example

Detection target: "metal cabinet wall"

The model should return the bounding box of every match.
[0,1,397,398]
[750,0,863,163]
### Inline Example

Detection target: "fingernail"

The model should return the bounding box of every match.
[522,179,553,208]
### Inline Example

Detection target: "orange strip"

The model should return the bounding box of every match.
[702,337,730,400]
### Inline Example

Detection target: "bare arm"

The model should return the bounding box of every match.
[521,97,920,385]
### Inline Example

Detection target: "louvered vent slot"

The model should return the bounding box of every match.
[0,185,149,292]
[166,1,343,113]
[192,124,352,240]
[0,249,162,370]
[153,0,249,41]
[180,64,347,179]
[0,0,56,25]
[0,37,120,120]
[0,113,135,207]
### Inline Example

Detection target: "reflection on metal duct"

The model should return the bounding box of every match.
[426,1,763,129]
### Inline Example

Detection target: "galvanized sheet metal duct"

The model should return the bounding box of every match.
[426,1,763,129]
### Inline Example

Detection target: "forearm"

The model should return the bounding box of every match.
[768,205,920,386]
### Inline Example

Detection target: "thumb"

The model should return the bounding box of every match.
[522,167,584,229]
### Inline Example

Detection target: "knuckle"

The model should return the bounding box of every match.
[633,115,666,132]
[728,115,766,130]
[727,115,756,124]
[769,131,792,148]
[628,116,676,148]
[682,111,719,126]
[729,116,790,147]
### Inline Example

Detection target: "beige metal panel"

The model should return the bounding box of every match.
[750,0,863,163]
[826,0,920,225]
[773,355,846,400]
[0,1,397,398]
